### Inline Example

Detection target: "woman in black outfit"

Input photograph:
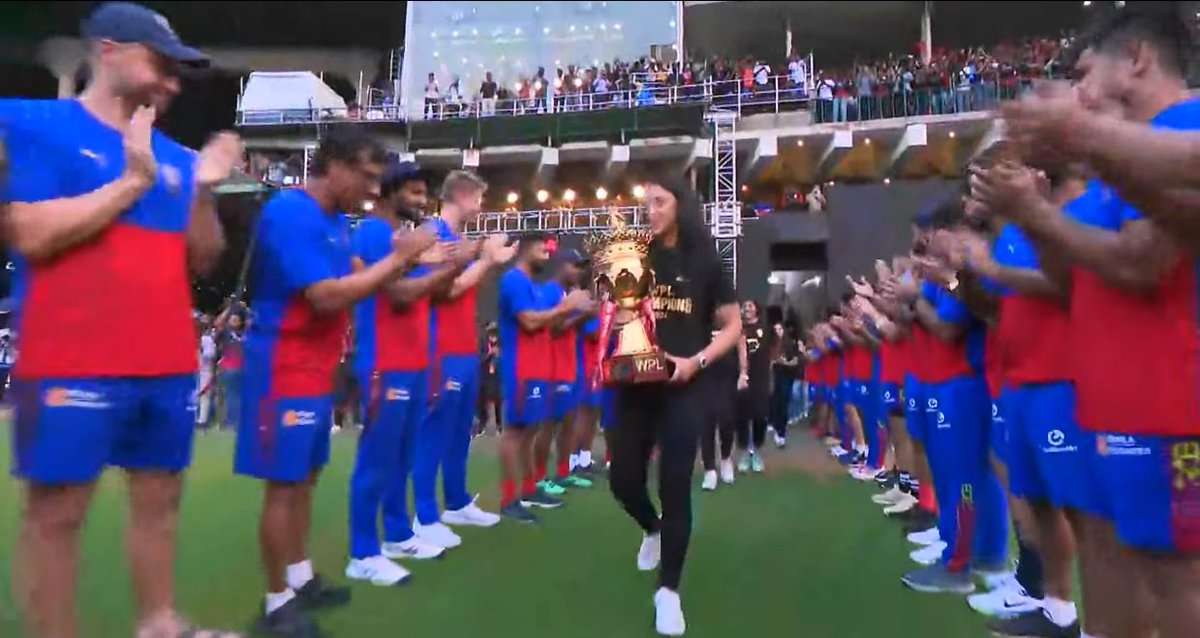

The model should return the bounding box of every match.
[768,322,802,447]
[608,175,741,637]
[735,300,771,472]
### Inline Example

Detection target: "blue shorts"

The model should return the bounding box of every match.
[11,375,197,484]
[503,379,550,428]
[235,393,333,482]
[1004,383,1103,514]
[577,377,603,409]
[881,382,900,411]
[990,397,1008,461]
[903,378,926,443]
[807,383,819,405]
[599,388,616,430]
[551,381,578,421]
[1093,433,1200,553]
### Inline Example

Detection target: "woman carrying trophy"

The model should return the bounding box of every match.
[592,175,741,636]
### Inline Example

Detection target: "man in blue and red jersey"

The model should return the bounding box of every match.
[496,235,593,523]
[536,248,595,491]
[344,161,470,587]
[411,170,513,549]
[573,313,605,475]
[4,4,241,637]
[893,226,1008,595]
[234,128,438,637]
[974,9,1200,636]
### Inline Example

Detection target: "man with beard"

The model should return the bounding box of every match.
[235,128,439,637]
[5,3,240,636]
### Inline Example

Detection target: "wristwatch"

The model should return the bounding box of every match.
[696,354,708,369]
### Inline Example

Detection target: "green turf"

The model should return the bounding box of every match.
[1,430,992,637]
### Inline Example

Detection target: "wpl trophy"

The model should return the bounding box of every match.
[586,210,670,385]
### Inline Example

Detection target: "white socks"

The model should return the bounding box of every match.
[1043,597,1078,627]
[855,444,869,456]
[580,450,593,467]
[569,453,580,471]
[286,559,314,591]
[265,588,295,615]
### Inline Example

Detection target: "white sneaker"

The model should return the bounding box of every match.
[830,446,847,458]
[701,470,718,491]
[909,541,947,566]
[882,493,918,515]
[412,520,462,549]
[345,555,411,586]
[774,434,786,448]
[872,486,904,505]
[750,452,765,473]
[442,497,501,528]
[849,465,877,481]
[907,526,941,546]
[718,459,735,484]
[654,588,686,636]
[637,533,661,572]
[967,579,1043,617]
[382,537,445,561]
[977,569,1016,591]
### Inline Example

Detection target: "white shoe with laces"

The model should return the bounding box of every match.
[345,555,411,586]
[637,533,661,571]
[654,588,686,636]
[967,575,1043,617]
[412,520,463,549]
[882,493,918,515]
[701,470,718,491]
[910,541,947,566]
[381,537,445,561]
[907,527,941,546]
[442,497,501,528]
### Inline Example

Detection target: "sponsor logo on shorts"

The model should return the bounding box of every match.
[991,403,1003,423]
[884,391,893,400]
[445,379,462,393]
[43,387,110,410]
[1043,429,1077,454]
[925,398,938,413]
[530,386,542,399]
[281,410,318,427]
[935,411,949,429]
[557,384,573,394]
[907,398,917,411]
[1096,434,1150,457]
[385,388,410,402]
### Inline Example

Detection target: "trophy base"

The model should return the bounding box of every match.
[603,351,672,384]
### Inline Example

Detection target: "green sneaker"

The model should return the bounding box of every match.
[737,453,751,474]
[538,479,567,495]
[558,474,593,489]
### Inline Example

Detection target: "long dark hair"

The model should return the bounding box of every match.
[645,173,718,267]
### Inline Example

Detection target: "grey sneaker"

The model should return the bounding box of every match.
[901,565,976,594]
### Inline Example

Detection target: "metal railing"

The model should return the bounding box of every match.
[236,72,1052,127]
[461,203,727,236]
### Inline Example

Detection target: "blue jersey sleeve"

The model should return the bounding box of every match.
[500,270,539,318]
[261,195,337,293]
[934,287,972,325]
[351,218,392,266]
[3,122,67,203]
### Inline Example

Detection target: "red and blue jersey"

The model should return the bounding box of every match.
[541,280,578,383]
[577,315,600,384]
[352,217,429,375]
[498,268,552,384]
[845,343,873,381]
[1067,100,1200,436]
[428,217,477,358]
[990,223,1072,386]
[2,99,197,379]
[245,189,352,398]
[879,336,907,384]
[923,281,984,383]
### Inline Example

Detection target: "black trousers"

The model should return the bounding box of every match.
[700,371,737,470]
[736,384,769,450]
[770,373,795,439]
[610,381,703,591]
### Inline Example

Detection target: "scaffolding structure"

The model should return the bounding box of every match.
[707,110,740,282]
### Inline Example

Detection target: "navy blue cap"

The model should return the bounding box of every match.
[555,247,587,264]
[82,2,207,64]
[381,160,430,197]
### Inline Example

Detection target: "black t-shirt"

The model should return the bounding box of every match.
[772,336,801,380]
[480,81,498,99]
[648,244,735,359]
[743,320,771,384]
[710,329,738,378]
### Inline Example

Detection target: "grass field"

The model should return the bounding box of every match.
[0,428,993,638]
